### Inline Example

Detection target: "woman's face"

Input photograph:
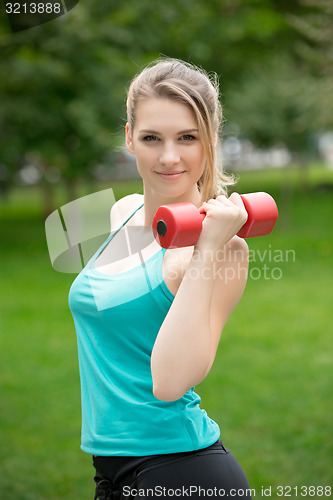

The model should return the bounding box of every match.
[125,98,206,201]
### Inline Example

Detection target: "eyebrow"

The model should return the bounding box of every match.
[138,128,199,135]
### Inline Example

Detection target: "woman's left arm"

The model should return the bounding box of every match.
[151,234,249,402]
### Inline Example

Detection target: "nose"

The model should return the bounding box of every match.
[159,142,180,167]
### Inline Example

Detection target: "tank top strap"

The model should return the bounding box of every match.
[120,201,144,228]
[109,200,144,242]
[90,201,144,264]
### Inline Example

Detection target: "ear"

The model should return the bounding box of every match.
[125,123,135,155]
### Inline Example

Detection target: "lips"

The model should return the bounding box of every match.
[156,170,185,179]
[156,171,185,175]
[155,170,186,180]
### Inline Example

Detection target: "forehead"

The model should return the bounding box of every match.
[134,98,197,132]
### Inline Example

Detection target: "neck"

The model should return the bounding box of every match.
[142,183,202,227]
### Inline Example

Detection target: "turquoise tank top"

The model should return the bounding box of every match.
[68,203,220,456]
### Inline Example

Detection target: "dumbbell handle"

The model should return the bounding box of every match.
[153,192,278,249]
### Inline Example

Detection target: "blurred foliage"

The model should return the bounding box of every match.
[286,0,333,130]
[0,0,332,192]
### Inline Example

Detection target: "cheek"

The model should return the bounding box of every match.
[190,144,206,169]
[135,146,156,175]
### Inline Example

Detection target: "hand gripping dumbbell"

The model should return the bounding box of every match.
[152,192,278,249]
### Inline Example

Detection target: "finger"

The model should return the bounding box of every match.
[205,199,229,210]
[214,195,235,207]
[207,198,224,205]
[229,192,248,223]
[229,192,245,210]
[200,201,220,216]
[215,195,228,203]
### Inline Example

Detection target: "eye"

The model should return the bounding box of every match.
[143,135,158,142]
[180,134,196,141]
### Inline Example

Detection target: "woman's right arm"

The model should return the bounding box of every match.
[151,194,249,402]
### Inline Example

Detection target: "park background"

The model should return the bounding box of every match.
[0,1,332,498]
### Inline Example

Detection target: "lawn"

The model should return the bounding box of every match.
[0,164,332,499]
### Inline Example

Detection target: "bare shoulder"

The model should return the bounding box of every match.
[112,193,143,213]
[224,235,249,263]
[110,194,144,230]
[163,237,248,298]
[213,236,249,292]
[163,246,195,296]
[212,235,249,299]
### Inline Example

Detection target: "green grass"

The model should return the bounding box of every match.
[1,165,332,499]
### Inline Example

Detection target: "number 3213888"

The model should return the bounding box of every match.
[277,485,332,497]
[5,3,62,14]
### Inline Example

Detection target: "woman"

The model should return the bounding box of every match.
[69,58,252,499]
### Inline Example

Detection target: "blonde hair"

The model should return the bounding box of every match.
[126,57,235,201]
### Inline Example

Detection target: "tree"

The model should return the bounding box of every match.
[286,0,333,131]
[0,0,331,214]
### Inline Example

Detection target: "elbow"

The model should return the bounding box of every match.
[151,349,212,402]
[151,355,186,402]
[152,381,184,402]
[152,362,212,402]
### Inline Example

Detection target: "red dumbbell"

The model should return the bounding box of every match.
[152,192,278,249]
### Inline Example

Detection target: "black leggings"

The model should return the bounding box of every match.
[93,439,252,499]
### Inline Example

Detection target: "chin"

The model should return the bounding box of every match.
[157,187,188,201]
